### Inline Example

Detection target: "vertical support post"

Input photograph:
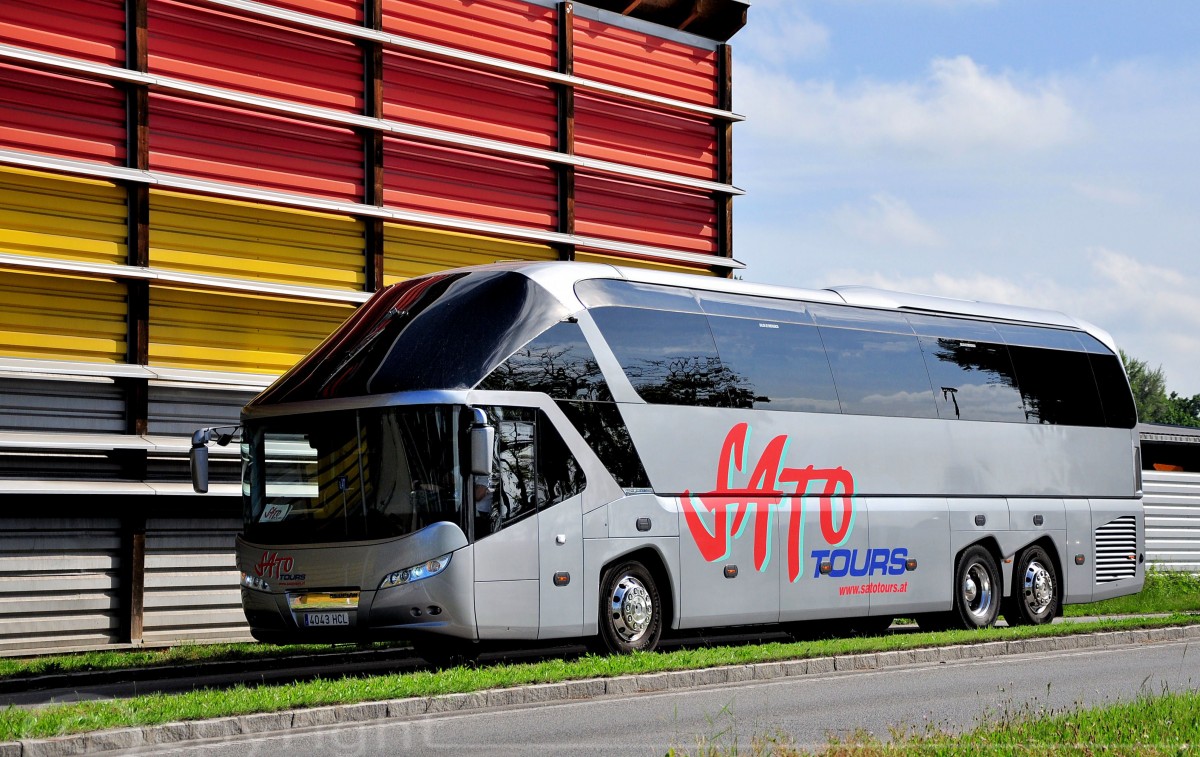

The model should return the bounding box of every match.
[714,43,734,277]
[555,2,576,261]
[120,0,151,646]
[362,0,385,290]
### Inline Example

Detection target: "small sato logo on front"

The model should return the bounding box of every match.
[254,550,294,579]
[259,504,291,523]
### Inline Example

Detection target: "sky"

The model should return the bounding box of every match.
[729,0,1200,396]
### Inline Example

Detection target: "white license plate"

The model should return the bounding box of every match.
[303,611,350,627]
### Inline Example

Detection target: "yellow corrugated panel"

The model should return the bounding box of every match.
[0,167,127,266]
[382,224,557,285]
[150,191,366,291]
[149,286,354,375]
[574,251,722,277]
[0,270,127,363]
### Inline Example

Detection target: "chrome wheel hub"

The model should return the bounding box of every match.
[963,563,992,619]
[610,575,652,643]
[1022,562,1054,614]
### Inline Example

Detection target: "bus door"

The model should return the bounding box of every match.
[473,409,540,639]
[472,406,587,639]
[778,491,870,623]
[866,497,952,616]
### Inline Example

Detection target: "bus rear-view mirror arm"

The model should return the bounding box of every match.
[190,426,240,494]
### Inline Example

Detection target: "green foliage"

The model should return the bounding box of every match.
[1121,351,1200,427]
[1063,567,1200,616]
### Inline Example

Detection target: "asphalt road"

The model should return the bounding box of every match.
[128,638,1200,756]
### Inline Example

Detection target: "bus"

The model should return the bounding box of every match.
[191,262,1144,662]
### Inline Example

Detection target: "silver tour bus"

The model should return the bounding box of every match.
[191,262,1144,662]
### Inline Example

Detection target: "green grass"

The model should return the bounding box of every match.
[2,614,1197,742]
[1064,568,1200,617]
[672,689,1200,755]
[0,642,404,681]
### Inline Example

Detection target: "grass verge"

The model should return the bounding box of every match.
[2,614,1197,742]
[672,689,1200,755]
[1064,568,1200,617]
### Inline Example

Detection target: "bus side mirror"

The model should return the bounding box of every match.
[469,408,494,477]
[470,425,494,477]
[190,429,210,494]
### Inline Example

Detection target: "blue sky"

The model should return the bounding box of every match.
[730,0,1200,396]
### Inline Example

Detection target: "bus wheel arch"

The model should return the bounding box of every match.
[594,548,672,655]
[1003,539,1062,627]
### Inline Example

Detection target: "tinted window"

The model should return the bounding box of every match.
[708,316,840,413]
[820,328,938,418]
[995,324,1086,351]
[810,305,915,334]
[1089,353,1138,428]
[537,412,586,507]
[591,307,742,407]
[698,291,815,325]
[918,337,1026,422]
[253,271,567,405]
[905,314,1004,343]
[477,321,612,402]
[1006,347,1105,426]
[575,279,701,312]
[557,401,651,490]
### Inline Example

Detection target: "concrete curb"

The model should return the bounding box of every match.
[7,625,1200,756]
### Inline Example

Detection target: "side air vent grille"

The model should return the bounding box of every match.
[1095,515,1138,583]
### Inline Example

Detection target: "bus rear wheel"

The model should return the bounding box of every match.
[950,545,1001,629]
[1003,545,1059,626]
[596,561,662,654]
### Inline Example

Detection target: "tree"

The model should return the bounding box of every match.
[1120,351,1200,427]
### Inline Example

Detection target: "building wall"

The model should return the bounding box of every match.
[0,0,742,653]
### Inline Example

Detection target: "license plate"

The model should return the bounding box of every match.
[303,611,350,627]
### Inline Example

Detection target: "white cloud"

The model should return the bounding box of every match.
[737,55,1081,156]
[735,6,830,66]
[832,194,943,247]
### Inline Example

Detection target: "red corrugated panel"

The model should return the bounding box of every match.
[0,0,124,66]
[573,16,717,107]
[575,171,716,255]
[149,0,363,113]
[382,138,556,230]
[382,0,556,70]
[0,64,126,166]
[150,94,363,201]
[383,51,557,151]
[575,93,717,181]
[252,0,364,24]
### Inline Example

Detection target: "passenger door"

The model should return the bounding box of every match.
[473,409,540,639]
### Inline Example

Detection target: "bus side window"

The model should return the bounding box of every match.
[476,408,537,538]
[536,411,585,508]
[476,321,612,402]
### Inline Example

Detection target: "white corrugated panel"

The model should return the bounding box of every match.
[1144,469,1200,572]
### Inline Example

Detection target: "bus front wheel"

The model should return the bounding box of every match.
[1003,545,1059,626]
[596,560,662,654]
[950,545,1001,630]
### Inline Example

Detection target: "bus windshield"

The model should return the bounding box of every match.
[241,406,466,545]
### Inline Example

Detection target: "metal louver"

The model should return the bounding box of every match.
[1095,515,1138,583]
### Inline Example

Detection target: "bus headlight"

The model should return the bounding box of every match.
[379,553,452,590]
[240,572,271,592]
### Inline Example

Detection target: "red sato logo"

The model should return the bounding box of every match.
[681,423,856,583]
[254,551,295,579]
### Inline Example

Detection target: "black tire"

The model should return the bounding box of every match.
[413,636,479,669]
[950,545,1001,630]
[596,560,662,654]
[1003,545,1059,627]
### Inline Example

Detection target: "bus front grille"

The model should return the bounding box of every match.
[1094,515,1138,583]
